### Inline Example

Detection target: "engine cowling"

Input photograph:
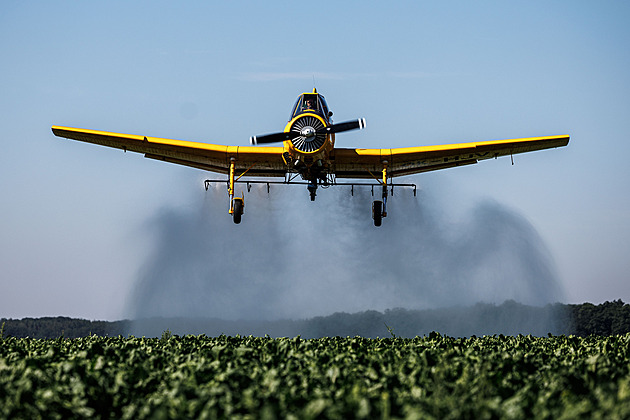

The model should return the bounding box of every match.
[288,115,327,153]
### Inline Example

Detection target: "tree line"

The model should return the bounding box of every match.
[2,300,629,339]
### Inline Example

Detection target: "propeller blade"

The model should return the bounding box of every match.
[320,118,366,135]
[250,131,297,145]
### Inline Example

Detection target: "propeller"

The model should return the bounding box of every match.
[250,118,366,145]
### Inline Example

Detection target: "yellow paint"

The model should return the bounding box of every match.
[336,135,569,160]
[228,158,235,214]
[51,126,283,167]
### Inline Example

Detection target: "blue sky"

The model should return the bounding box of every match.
[1,1,629,320]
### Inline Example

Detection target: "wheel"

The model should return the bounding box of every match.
[233,199,243,224]
[372,200,383,227]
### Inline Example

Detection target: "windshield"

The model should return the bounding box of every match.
[290,93,328,120]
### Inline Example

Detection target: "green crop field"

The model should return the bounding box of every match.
[1,333,629,419]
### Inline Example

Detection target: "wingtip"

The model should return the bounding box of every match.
[250,136,257,145]
[51,125,65,136]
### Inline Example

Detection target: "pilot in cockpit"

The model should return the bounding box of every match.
[303,97,317,111]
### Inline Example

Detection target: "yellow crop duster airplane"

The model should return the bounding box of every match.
[52,89,569,226]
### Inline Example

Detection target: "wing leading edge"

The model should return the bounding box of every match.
[51,126,285,176]
[332,134,570,178]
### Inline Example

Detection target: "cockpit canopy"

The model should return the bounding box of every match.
[290,92,331,120]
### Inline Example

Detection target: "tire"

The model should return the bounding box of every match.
[233,199,243,224]
[372,200,383,227]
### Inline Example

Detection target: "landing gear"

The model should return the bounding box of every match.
[372,161,389,227]
[306,167,327,202]
[217,157,399,227]
[228,157,245,224]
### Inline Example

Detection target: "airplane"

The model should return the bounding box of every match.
[52,89,569,226]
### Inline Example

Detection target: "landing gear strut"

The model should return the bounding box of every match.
[372,161,388,227]
[228,157,245,224]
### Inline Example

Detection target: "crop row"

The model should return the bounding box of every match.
[1,333,629,419]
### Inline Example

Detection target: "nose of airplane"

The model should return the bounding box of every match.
[301,126,316,139]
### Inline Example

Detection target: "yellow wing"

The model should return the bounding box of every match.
[331,135,570,178]
[51,126,285,177]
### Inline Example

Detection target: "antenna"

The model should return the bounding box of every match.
[312,74,316,90]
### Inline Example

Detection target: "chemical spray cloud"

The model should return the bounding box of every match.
[125,178,565,330]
